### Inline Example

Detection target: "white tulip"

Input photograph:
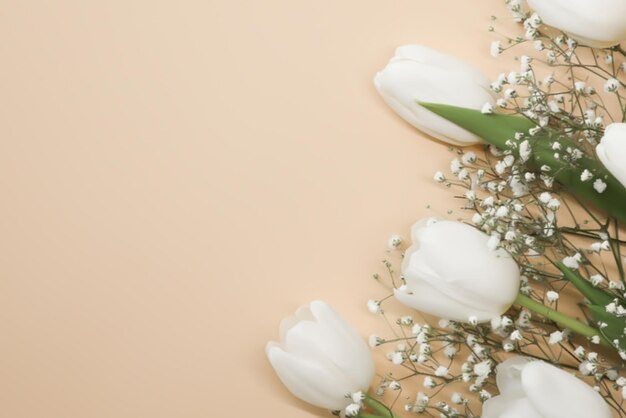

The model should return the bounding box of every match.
[266,300,374,411]
[482,357,612,418]
[597,123,626,188]
[374,45,494,146]
[395,218,520,322]
[527,0,626,48]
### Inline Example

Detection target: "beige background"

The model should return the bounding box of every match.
[1,1,509,417]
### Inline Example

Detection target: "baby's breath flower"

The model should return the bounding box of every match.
[387,234,402,250]
[580,169,593,182]
[367,299,381,314]
[546,291,559,303]
[593,179,607,193]
[490,40,503,58]
[548,330,564,345]
[604,78,620,93]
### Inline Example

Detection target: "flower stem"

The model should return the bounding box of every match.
[363,395,399,418]
[514,293,610,347]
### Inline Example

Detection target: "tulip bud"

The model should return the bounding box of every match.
[395,218,520,322]
[596,123,626,189]
[482,357,612,417]
[266,301,374,411]
[527,0,626,48]
[374,45,494,146]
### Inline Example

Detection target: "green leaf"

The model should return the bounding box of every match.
[364,397,397,418]
[556,262,613,307]
[419,102,626,224]
[587,304,626,349]
[418,102,535,150]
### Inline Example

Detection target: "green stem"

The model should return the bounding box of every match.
[363,395,399,418]
[514,293,610,347]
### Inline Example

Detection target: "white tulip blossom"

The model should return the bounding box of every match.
[266,301,375,411]
[374,45,495,146]
[527,0,626,48]
[596,123,626,189]
[394,218,520,322]
[482,357,612,418]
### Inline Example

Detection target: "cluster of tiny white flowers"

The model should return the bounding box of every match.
[367,3,626,415]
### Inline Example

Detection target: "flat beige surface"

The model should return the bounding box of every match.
[1,1,508,417]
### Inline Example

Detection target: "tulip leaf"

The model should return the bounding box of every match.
[551,156,626,225]
[417,102,535,150]
[556,262,614,307]
[364,396,398,418]
[419,102,626,224]
[586,304,626,349]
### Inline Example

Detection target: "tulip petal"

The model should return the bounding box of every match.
[401,220,520,321]
[266,344,355,411]
[394,281,496,322]
[495,357,531,397]
[374,45,495,146]
[279,303,315,341]
[309,301,375,389]
[394,45,490,87]
[527,0,626,48]
[482,396,543,418]
[521,361,612,418]
[597,123,626,188]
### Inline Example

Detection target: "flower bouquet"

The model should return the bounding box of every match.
[267,1,626,416]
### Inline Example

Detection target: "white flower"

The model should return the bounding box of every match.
[368,335,383,348]
[495,206,509,218]
[474,360,492,377]
[590,274,605,286]
[596,123,626,189]
[451,158,463,174]
[462,151,477,164]
[546,291,559,303]
[507,72,521,85]
[481,102,494,114]
[423,376,435,388]
[482,357,612,418]
[563,254,581,269]
[435,366,449,377]
[387,234,403,250]
[389,380,401,390]
[487,233,501,251]
[520,55,532,72]
[575,81,586,92]
[266,301,375,411]
[345,403,361,417]
[604,78,620,92]
[367,299,381,314]
[539,192,552,204]
[434,171,446,183]
[394,219,520,322]
[593,179,607,193]
[549,330,564,345]
[547,198,560,210]
[519,140,531,162]
[374,45,494,146]
[504,88,517,99]
[580,169,593,181]
[527,0,626,48]
[491,40,503,57]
